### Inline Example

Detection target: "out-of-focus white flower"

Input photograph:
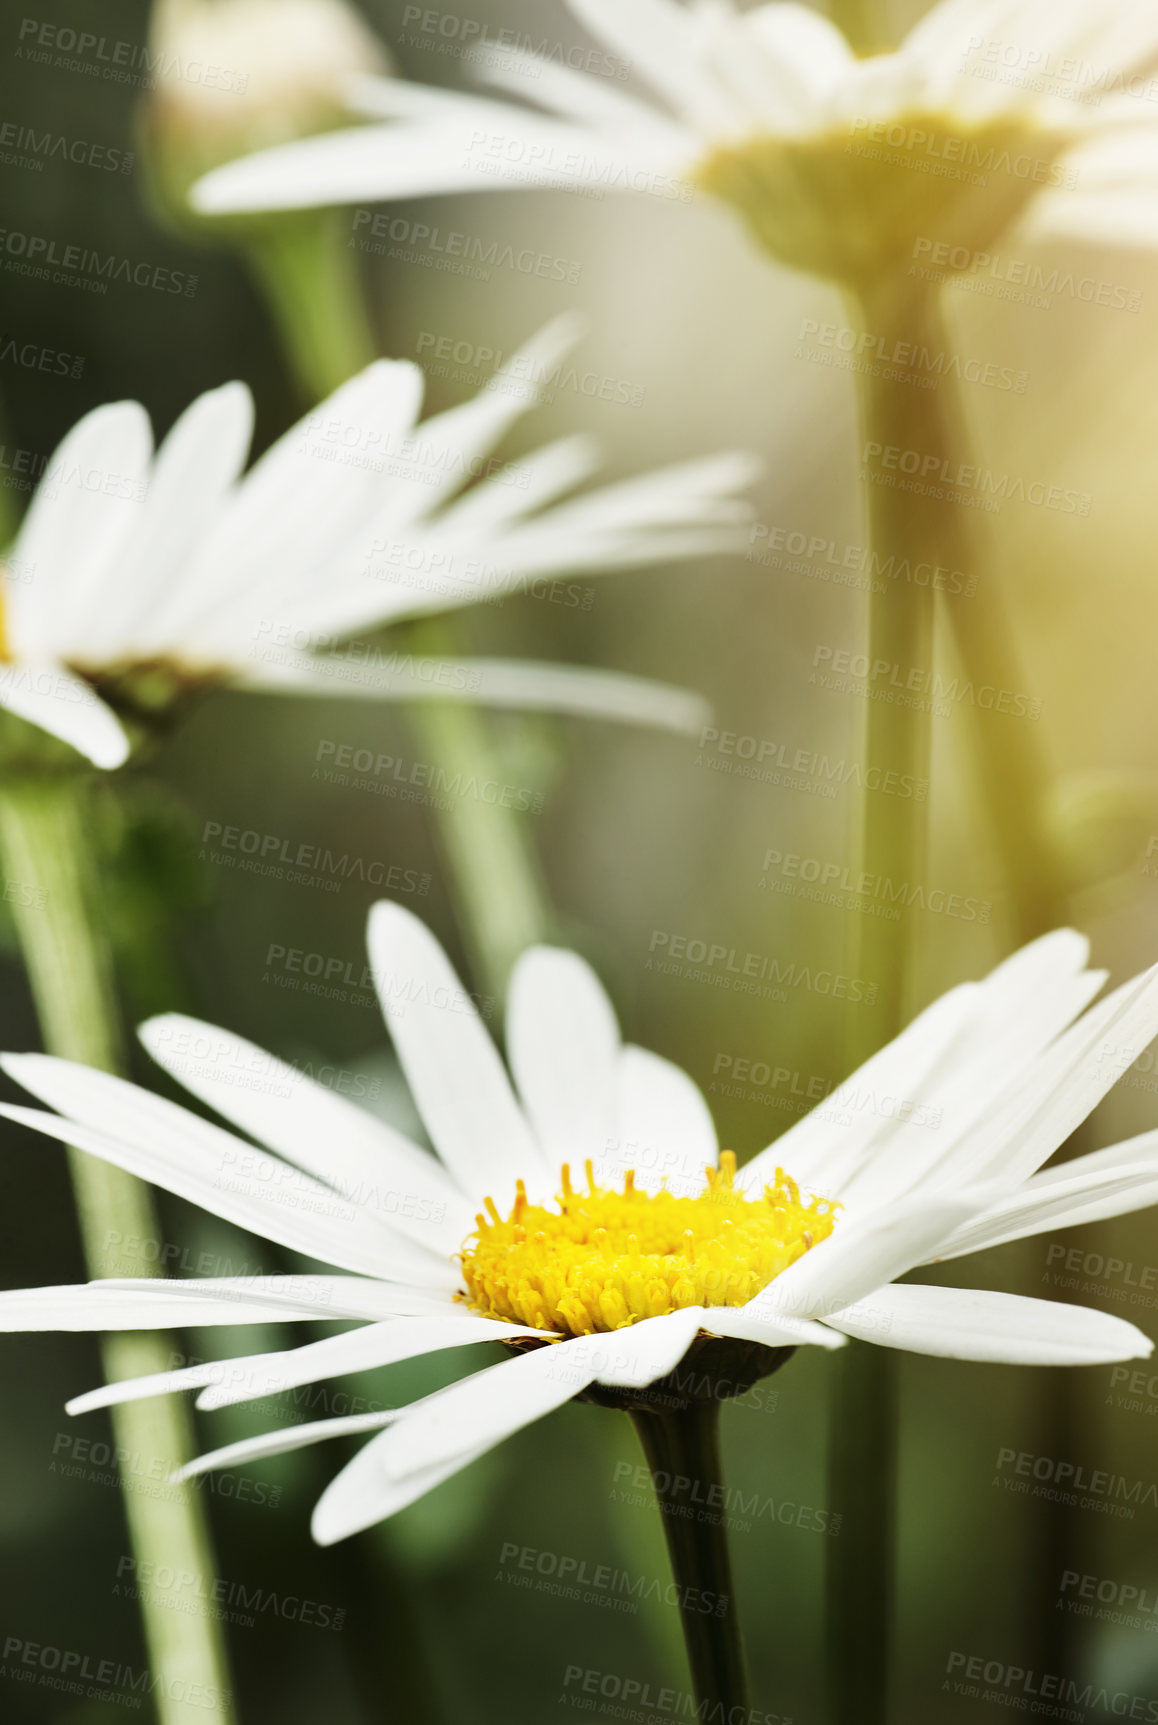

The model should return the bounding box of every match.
[190,0,1158,282]
[0,318,756,767]
[2,919,1157,1541]
[148,0,390,172]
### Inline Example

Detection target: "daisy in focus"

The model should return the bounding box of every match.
[2,915,1158,1542]
[0,318,755,768]
[189,0,1158,284]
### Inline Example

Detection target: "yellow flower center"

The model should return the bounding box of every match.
[460,1152,838,1338]
[697,113,1073,288]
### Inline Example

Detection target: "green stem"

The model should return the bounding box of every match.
[0,774,235,1725]
[244,211,379,406]
[629,1402,749,1715]
[825,277,950,1725]
[847,276,942,1057]
[404,623,553,994]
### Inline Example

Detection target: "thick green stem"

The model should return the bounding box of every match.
[846,277,943,1057]
[0,774,234,1725]
[629,1402,749,1716]
[823,278,952,1725]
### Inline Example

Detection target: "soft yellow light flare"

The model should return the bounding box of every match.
[460,1152,838,1338]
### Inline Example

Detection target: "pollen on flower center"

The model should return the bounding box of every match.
[459,1152,838,1338]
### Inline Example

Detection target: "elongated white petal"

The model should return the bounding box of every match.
[244,653,711,735]
[139,1013,469,1254]
[312,1425,494,1544]
[99,1275,454,1320]
[748,1195,984,1322]
[506,946,621,1176]
[824,1284,1153,1365]
[931,1144,1158,1261]
[380,1310,709,1483]
[172,1410,401,1483]
[66,1314,532,1416]
[957,964,1158,1187]
[373,1334,607,1479]
[195,1315,536,1411]
[366,902,546,1200]
[192,108,675,215]
[611,1044,717,1194]
[0,1280,336,1331]
[737,984,978,1196]
[0,1089,450,1289]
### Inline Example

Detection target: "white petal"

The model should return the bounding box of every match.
[609,1044,717,1194]
[0,1279,338,1331]
[0,665,129,768]
[506,945,621,1177]
[737,982,978,1196]
[932,1134,1158,1260]
[824,1283,1153,1365]
[0,1075,450,1289]
[311,1424,493,1544]
[7,402,152,661]
[700,1305,846,1351]
[175,359,424,658]
[372,1332,609,1479]
[568,0,735,133]
[432,434,602,535]
[172,1410,401,1483]
[244,652,711,736]
[193,102,672,214]
[92,381,253,664]
[98,1275,454,1320]
[195,1315,537,1411]
[593,1306,706,1386]
[65,1314,533,1416]
[960,964,1158,1186]
[366,902,547,1201]
[139,1014,469,1255]
[746,1195,984,1322]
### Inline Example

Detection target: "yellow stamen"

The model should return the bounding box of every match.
[460,1160,839,1337]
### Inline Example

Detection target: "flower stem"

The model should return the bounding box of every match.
[0,772,235,1725]
[629,1402,749,1715]
[826,277,948,1725]
[243,211,380,408]
[403,623,553,992]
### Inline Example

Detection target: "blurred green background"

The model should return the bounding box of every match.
[4,1,1158,1720]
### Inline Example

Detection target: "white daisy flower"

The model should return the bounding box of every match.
[0,317,755,768]
[189,0,1158,281]
[2,914,1157,1543]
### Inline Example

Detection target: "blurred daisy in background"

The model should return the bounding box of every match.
[189,0,1158,283]
[2,915,1158,1541]
[0,317,755,768]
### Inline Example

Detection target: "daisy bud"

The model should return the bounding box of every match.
[144,0,390,207]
